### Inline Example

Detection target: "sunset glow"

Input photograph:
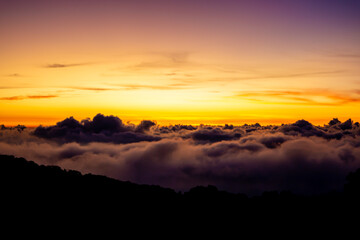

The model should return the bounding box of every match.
[1,0,360,126]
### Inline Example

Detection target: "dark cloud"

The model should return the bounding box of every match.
[135,120,156,133]
[280,120,323,137]
[169,124,197,132]
[1,115,360,196]
[340,119,353,130]
[258,135,289,148]
[0,124,26,132]
[203,141,265,157]
[223,124,234,130]
[186,128,242,143]
[33,114,160,144]
[279,119,346,139]
[154,124,197,135]
[329,118,341,126]
[82,114,128,133]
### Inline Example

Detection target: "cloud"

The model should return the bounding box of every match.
[257,134,290,148]
[69,87,116,92]
[0,95,58,101]
[159,51,190,64]
[1,134,360,196]
[325,52,360,59]
[278,119,357,140]
[0,86,23,89]
[130,51,191,70]
[67,84,192,92]
[233,89,360,106]
[279,119,325,137]
[176,70,345,84]
[44,63,92,68]
[0,124,26,132]
[4,73,22,77]
[1,114,360,195]
[232,70,345,81]
[33,114,160,144]
[111,83,191,91]
[185,127,242,143]
[158,124,197,133]
[135,120,157,133]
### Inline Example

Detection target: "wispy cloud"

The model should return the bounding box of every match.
[69,87,116,92]
[324,51,360,59]
[229,70,345,81]
[0,95,58,101]
[3,73,23,77]
[331,53,360,59]
[44,62,93,68]
[169,69,344,86]
[118,51,193,71]
[233,89,360,106]
[109,83,191,91]
[0,86,22,89]
[149,51,190,63]
[66,83,192,92]
[130,61,186,70]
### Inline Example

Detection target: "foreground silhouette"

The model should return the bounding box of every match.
[1,154,360,230]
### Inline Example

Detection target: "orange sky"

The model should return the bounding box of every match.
[1,0,360,126]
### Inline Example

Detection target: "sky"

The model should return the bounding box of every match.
[1,0,360,126]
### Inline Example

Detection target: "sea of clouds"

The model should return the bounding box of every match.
[1,114,360,195]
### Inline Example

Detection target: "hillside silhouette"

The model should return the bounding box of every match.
[1,154,360,227]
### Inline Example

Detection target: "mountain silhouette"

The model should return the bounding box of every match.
[1,154,360,230]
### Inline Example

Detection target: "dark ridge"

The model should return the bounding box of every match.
[1,154,360,227]
[0,154,178,204]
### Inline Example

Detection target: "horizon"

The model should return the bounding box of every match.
[1,113,357,128]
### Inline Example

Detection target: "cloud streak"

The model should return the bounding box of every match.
[113,83,191,91]
[232,70,345,81]
[69,87,116,92]
[44,62,93,68]
[233,89,360,106]
[0,95,58,101]
[3,73,23,77]
[66,83,192,92]
[129,51,191,70]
